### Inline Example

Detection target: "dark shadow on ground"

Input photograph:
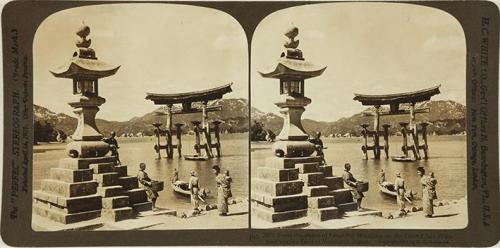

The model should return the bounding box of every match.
[33,147,66,153]
[226,211,248,216]
[251,147,270,152]
[431,213,459,218]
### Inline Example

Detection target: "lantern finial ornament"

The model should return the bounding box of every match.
[75,24,95,59]
[284,26,300,49]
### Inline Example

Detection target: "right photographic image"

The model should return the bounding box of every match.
[250,2,467,229]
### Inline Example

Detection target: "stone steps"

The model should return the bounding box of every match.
[252,203,308,223]
[93,172,119,187]
[33,201,101,224]
[256,167,299,182]
[318,165,333,177]
[323,176,344,191]
[265,156,323,169]
[308,206,339,222]
[307,195,335,209]
[330,188,354,205]
[89,162,116,174]
[90,163,147,222]
[101,207,134,222]
[34,191,102,214]
[295,162,320,173]
[132,202,153,212]
[33,156,151,225]
[293,162,347,222]
[113,165,128,177]
[97,185,124,197]
[102,196,130,209]
[303,185,329,197]
[118,176,139,191]
[337,202,358,212]
[251,153,356,223]
[40,179,98,198]
[252,192,308,212]
[298,172,324,186]
[59,157,116,170]
[49,168,93,183]
[124,188,148,204]
[252,178,304,196]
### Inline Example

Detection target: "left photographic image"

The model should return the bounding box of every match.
[32,4,249,231]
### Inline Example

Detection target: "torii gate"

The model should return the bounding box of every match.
[145,83,232,160]
[353,85,441,160]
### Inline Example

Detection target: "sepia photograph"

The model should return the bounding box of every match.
[32,3,249,231]
[250,2,467,229]
[1,0,499,246]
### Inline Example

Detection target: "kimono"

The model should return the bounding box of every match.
[188,176,200,210]
[309,137,325,164]
[103,136,121,163]
[394,177,406,211]
[421,175,436,216]
[378,171,386,184]
[137,170,158,200]
[215,173,230,215]
[343,170,364,199]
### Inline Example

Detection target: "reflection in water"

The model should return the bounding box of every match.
[252,135,466,212]
[34,133,249,211]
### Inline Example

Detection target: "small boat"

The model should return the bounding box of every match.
[184,154,209,161]
[171,180,191,196]
[378,181,414,203]
[391,156,416,162]
[171,180,208,202]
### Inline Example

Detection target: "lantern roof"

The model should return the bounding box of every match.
[50,25,120,79]
[259,26,326,80]
[50,58,120,79]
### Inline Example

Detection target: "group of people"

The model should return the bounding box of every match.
[186,166,233,216]
[138,162,233,216]
[102,131,234,216]
[379,167,438,217]
[345,162,438,218]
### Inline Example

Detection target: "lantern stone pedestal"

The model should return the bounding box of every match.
[34,156,153,224]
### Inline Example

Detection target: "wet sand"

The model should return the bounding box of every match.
[309,198,467,229]
[95,200,249,230]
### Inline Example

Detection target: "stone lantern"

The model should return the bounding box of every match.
[259,26,326,158]
[33,25,153,225]
[252,27,357,225]
[50,25,120,158]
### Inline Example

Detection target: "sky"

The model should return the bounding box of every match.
[34,4,248,121]
[251,2,466,122]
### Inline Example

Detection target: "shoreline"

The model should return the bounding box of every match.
[95,198,249,231]
[309,197,468,229]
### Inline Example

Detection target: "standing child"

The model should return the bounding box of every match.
[224,170,233,198]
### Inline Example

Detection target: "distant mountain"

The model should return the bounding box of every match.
[251,100,466,136]
[35,99,466,139]
[34,98,250,137]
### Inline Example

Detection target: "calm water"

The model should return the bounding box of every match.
[251,135,467,212]
[34,134,466,213]
[34,133,249,211]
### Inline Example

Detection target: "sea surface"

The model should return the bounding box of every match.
[34,134,466,213]
[34,133,249,211]
[251,135,467,212]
